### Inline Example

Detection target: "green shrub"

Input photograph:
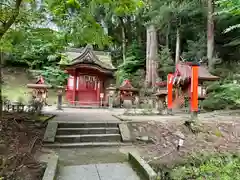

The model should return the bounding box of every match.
[170,153,240,180]
[31,66,68,87]
[202,83,240,111]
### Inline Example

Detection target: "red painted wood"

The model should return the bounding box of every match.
[73,71,77,104]
[66,76,74,103]
[65,67,109,106]
[167,74,173,109]
[77,74,100,105]
[191,66,199,112]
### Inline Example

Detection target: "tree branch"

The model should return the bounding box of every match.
[0,0,23,40]
[0,19,6,25]
[0,2,13,9]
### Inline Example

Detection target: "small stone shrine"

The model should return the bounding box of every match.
[119,80,138,108]
[154,81,168,112]
[27,76,52,105]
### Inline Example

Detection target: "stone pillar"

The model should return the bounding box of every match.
[57,86,64,110]
[106,84,116,109]
[123,99,132,109]
[108,95,113,109]
[134,96,140,108]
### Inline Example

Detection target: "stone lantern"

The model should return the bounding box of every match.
[154,81,168,114]
[57,86,64,110]
[106,84,116,108]
[198,84,207,99]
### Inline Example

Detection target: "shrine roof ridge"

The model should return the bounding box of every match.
[67,47,111,56]
[175,62,219,81]
[60,45,116,71]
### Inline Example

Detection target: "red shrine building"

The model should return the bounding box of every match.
[173,62,219,100]
[60,45,116,105]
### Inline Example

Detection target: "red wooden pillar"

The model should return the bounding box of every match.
[73,69,77,105]
[167,74,173,114]
[96,78,100,105]
[190,64,199,118]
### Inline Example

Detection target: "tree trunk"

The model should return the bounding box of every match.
[137,22,142,45]
[146,25,159,87]
[0,0,23,40]
[166,22,170,49]
[0,54,2,131]
[175,27,180,67]
[0,0,23,130]
[207,0,214,70]
[119,17,126,63]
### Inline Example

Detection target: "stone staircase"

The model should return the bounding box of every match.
[43,122,130,147]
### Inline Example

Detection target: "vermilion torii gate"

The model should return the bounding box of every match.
[167,62,218,118]
[167,65,199,117]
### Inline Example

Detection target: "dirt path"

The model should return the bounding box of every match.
[113,109,240,123]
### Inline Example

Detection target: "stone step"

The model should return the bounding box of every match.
[55,134,122,143]
[57,122,119,128]
[43,142,129,148]
[57,127,120,135]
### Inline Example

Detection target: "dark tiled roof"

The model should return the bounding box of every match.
[60,45,115,70]
[119,80,138,91]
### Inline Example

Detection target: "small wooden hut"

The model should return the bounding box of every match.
[173,62,219,102]
[59,45,116,106]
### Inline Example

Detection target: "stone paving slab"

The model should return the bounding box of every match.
[57,164,99,180]
[96,163,140,180]
[42,107,120,122]
[57,163,140,180]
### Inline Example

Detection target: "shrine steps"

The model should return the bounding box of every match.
[44,122,126,148]
[57,122,119,128]
[43,142,127,148]
[55,134,122,143]
[57,127,120,135]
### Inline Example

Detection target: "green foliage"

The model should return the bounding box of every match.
[182,32,207,62]
[31,66,68,87]
[4,28,64,68]
[45,0,144,48]
[202,82,240,111]
[115,68,145,88]
[170,153,240,180]
[216,0,240,32]
[115,41,145,87]
[115,68,129,86]
[118,41,145,72]
[41,66,68,87]
[158,46,174,80]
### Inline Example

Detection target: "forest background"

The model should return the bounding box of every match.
[0,0,240,110]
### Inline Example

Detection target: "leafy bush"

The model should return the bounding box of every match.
[202,82,240,111]
[158,46,175,80]
[115,41,145,88]
[170,153,240,180]
[31,66,68,87]
[41,66,68,87]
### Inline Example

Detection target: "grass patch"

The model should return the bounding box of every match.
[37,114,54,122]
[152,153,240,180]
[2,67,65,105]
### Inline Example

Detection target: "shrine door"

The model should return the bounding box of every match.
[78,74,100,105]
